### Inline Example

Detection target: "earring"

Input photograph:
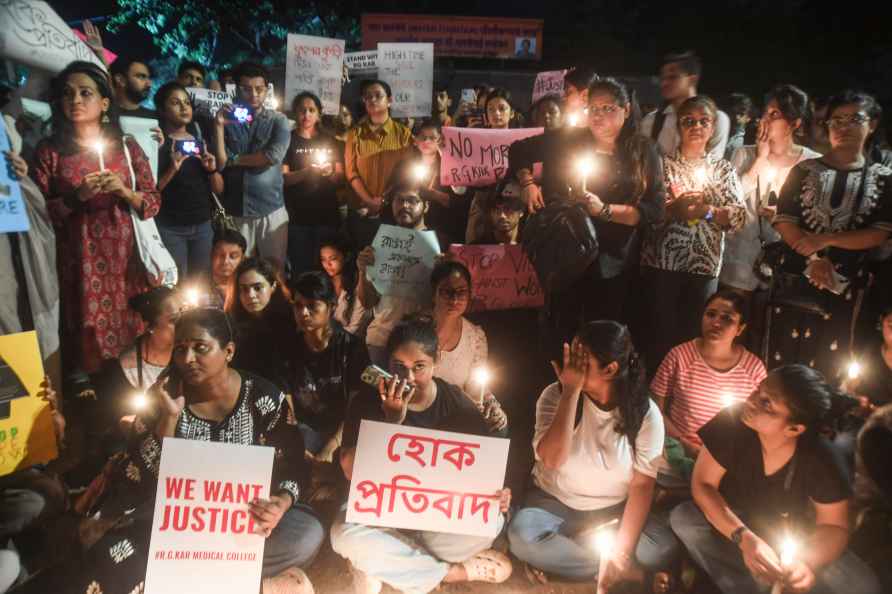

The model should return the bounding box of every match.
[101,111,110,124]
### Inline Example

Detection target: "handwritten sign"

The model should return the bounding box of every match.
[532,69,568,103]
[440,127,543,187]
[368,224,440,300]
[0,332,57,476]
[145,439,274,594]
[347,420,509,537]
[0,117,30,233]
[0,1,106,73]
[20,98,52,123]
[187,87,234,117]
[120,116,161,183]
[378,43,434,118]
[284,34,345,116]
[448,244,543,311]
[345,50,378,73]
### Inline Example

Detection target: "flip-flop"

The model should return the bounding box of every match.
[523,561,549,585]
[461,549,513,583]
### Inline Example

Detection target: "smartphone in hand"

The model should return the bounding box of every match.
[174,139,204,156]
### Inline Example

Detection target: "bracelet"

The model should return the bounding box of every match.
[730,526,748,548]
[599,203,613,222]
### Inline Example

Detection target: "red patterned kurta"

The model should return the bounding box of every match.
[32,137,161,373]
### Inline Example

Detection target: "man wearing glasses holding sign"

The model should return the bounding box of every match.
[213,62,291,272]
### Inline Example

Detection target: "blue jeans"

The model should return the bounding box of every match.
[298,423,326,455]
[507,488,679,580]
[287,224,338,279]
[262,504,325,577]
[157,220,213,282]
[670,501,881,594]
[331,507,503,594]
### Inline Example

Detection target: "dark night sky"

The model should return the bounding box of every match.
[51,1,892,109]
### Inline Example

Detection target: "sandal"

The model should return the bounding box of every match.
[523,561,549,585]
[262,566,314,594]
[460,549,512,583]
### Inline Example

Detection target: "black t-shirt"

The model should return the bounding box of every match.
[284,133,343,227]
[342,377,490,450]
[699,408,851,538]
[512,126,666,277]
[157,139,214,226]
[278,325,370,437]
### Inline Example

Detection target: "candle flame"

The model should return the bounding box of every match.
[567,113,580,127]
[412,163,429,182]
[764,167,777,184]
[780,537,797,567]
[93,140,105,153]
[694,166,708,186]
[576,155,595,177]
[473,367,491,387]
[722,393,735,408]
[314,151,329,165]
[132,391,148,411]
[185,287,201,308]
[595,528,615,556]
[847,360,861,380]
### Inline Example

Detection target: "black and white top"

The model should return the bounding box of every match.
[120,371,305,507]
[773,159,892,278]
[641,152,746,277]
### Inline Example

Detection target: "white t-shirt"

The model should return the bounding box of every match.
[531,382,665,510]
[436,317,488,400]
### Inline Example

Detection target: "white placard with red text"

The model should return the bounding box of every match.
[347,420,509,537]
[144,438,274,594]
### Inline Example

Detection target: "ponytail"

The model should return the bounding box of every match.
[772,364,858,436]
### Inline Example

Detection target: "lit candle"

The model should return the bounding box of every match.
[693,166,708,191]
[132,390,148,411]
[185,287,201,309]
[576,155,595,193]
[847,360,861,380]
[593,518,619,594]
[473,366,491,402]
[268,96,280,111]
[412,163,429,183]
[771,537,798,594]
[93,140,105,171]
[567,112,580,127]
[722,392,735,408]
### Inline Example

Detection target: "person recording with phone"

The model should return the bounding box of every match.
[212,62,291,271]
[155,81,223,281]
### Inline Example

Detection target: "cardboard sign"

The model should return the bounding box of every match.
[284,34,345,115]
[120,116,161,183]
[440,127,543,187]
[20,98,52,123]
[0,331,57,476]
[347,420,509,537]
[145,439,274,594]
[448,244,543,311]
[368,224,440,300]
[378,43,434,118]
[0,117,30,233]
[532,69,568,103]
[345,50,377,73]
[362,14,544,61]
[187,87,234,117]
[0,1,106,73]
[72,28,117,64]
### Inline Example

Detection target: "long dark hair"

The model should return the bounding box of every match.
[229,257,291,323]
[586,77,650,204]
[764,84,811,141]
[771,364,857,436]
[575,321,650,450]
[48,61,124,155]
[319,236,358,302]
[153,81,192,127]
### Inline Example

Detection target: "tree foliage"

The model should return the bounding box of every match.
[108,0,360,71]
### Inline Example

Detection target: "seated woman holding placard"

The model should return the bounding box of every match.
[18,308,323,594]
[507,321,677,589]
[331,317,513,593]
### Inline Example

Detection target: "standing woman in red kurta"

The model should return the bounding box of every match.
[32,61,161,376]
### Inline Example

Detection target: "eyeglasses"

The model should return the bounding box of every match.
[827,114,871,129]
[680,116,714,129]
[437,287,469,301]
[588,104,621,117]
[394,196,423,207]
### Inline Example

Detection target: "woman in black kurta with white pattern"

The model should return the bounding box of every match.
[771,91,892,380]
[19,308,322,594]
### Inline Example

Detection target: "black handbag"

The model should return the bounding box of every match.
[521,199,599,293]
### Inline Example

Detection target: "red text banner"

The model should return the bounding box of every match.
[448,244,544,311]
[440,127,543,187]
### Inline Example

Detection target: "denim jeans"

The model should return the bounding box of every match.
[507,487,679,580]
[286,224,338,279]
[670,501,881,594]
[157,220,213,281]
[262,504,325,577]
[298,423,325,456]
[330,507,503,594]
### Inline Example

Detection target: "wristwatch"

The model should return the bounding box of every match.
[731,526,748,547]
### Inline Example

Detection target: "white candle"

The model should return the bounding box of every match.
[594,520,618,594]
[770,537,798,594]
[473,366,491,402]
[847,360,862,380]
[93,140,105,171]
[764,167,777,195]
[693,166,708,191]
[132,390,148,411]
[185,287,201,309]
[576,155,595,193]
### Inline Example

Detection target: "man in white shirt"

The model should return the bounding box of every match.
[642,51,730,160]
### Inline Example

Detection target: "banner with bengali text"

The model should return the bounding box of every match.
[284,33,346,115]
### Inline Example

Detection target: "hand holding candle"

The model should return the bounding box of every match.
[93,139,105,171]
[473,366,491,403]
[576,154,595,193]
[411,162,430,185]
[593,518,620,594]
[770,536,799,594]
[693,166,708,191]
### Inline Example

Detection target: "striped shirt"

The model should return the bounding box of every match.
[344,117,412,201]
[650,340,766,445]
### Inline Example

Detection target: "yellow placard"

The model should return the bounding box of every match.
[0,331,57,476]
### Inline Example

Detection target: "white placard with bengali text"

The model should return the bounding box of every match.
[378,43,434,118]
[144,438,274,594]
[0,1,106,73]
[284,34,345,115]
[347,421,509,537]
[367,224,440,301]
[120,116,160,183]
